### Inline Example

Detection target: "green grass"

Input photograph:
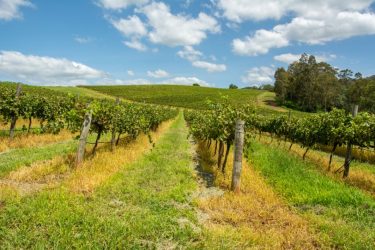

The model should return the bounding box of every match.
[47,86,116,100]
[0,140,77,177]
[0,132,115,177]
[82,85,263,109]
[0,113,202,248]
[249,141,375,249]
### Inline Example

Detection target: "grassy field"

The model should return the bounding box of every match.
[0,111,374,248]
[81,85,263,109]
[46,86,116,100]
[249,141,375,249]
[0,113,202,248]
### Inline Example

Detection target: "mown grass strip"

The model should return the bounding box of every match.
[249,141,375,249]
[0,112,201,249]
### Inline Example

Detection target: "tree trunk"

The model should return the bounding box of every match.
[289,143,293,151]
[303,148,309,160]
[76,110,92,166]
[328,143,338,171]
[214,141,218,155]
[231,120,245,193]
[343,105,358,178]
[27,117,32,134]
[222,141,231,174]
[92,129,102,156]
[116,132,122,146]
[9,84,22,139]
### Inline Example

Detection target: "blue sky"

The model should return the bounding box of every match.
[0,0,375,88]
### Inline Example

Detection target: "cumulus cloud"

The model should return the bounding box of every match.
[177,46,202,61]
[140,2,220,47]
[98,0,149,10]
[228,0,375,55]
[127,70,135,76]
[162,76,211,86]
[100,76,211,87]
[192,61,226,72]
[111,15,147,37]
[123,39,147,51]
[0,0,33,21]
[0,51,106,85]
[241,66,275,86]
[274,53,337,64]
[217,0,374,22]
[177,46,226,73]
[147,69,170,78]
[232,29,289,56]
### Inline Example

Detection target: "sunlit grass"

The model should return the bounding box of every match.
[249,140,375,249]
[260,136,375,196]
[0,129,76,153]
[0,112,202,248]
[195,141,324,249]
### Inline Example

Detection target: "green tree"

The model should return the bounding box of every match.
[229,84,238,89]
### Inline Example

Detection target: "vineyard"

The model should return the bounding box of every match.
[1,82,375,248]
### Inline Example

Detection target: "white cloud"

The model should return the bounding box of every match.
[217,0,285,22]
[241,66,275,86]
[0,0,32,21]
[217,0,374,22]
[111,15,147,37]
[99,76,211,87]
[274,53,336,64]
[275,12,375,45]
[177,46,202,61]
[232,30,289,56]
[123,39,147,51]
[98,0,149,10]
[127,70,134,76]
[0,51,106,85]
[162,76,211,86]
[192,60,226,72]
[140,2,220,47]
[228,0,375,55]
[177,46,226,73]
[74,36,92,44]
[147,69,170,78]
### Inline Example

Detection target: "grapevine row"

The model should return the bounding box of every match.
[184,102,375,178]
[0,83,178,154]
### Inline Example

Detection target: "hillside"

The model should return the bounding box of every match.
[81,85,263,110]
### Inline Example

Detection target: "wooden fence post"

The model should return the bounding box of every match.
[343,104,358,178]
[76,110,92,166]
[110,98,120,151]
[9,83,22,139]
[231,120,245,192]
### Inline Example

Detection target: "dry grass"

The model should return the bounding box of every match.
[0,118,33,130]
[196,142,323,249]
[7,156,73,183]
[0,130,76,153]
[261,137,375,197]
[319,144,375,164]
[64,120,174,194]
[0,120,173,199]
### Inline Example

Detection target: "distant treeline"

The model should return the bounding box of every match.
[274,54,375,113]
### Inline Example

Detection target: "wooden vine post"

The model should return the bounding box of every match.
[231,119,245,193]
[9,83,22,139]
[343,104,358,178]
[76,110,93,166]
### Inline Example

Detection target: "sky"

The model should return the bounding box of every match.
[0,0,375,88]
